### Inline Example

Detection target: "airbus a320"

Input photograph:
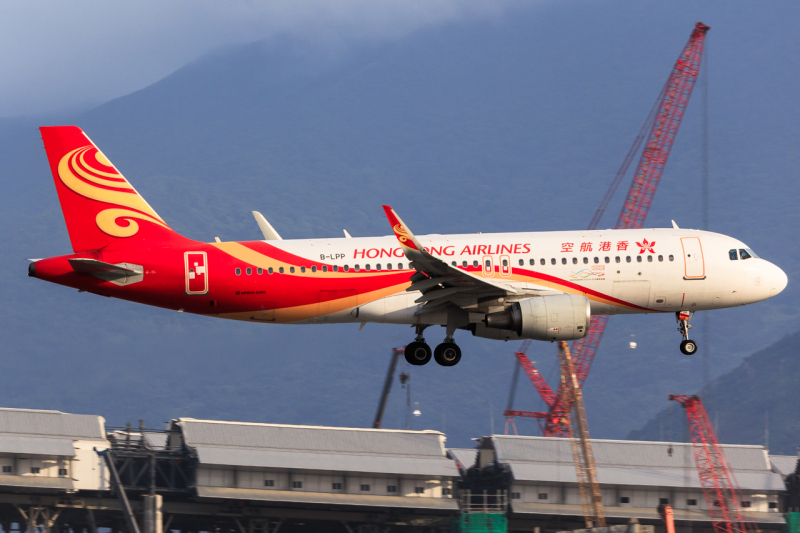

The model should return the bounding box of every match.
[28,127,787,366]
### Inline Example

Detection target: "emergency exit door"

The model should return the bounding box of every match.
[185,251,209,295]
[681,237,705,279]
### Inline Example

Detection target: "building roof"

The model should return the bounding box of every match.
[175,418,459,477]
[769,454,797,478]
[0,408,106,457]
[447,448,478,471]
[492,435,785,491]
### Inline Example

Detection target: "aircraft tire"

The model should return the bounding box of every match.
[405,342,432,366]
[434,342,462,367]
[680,339,698,355]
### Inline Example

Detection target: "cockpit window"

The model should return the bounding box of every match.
[729,249,738,260]
[745,248,759,258]
[739,249,752,260]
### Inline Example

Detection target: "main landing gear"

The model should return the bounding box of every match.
[404,326,462,367]
[677,311,698,355]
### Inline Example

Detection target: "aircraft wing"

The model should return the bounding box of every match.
[382,206,518,313]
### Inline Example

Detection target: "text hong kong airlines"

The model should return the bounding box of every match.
[349,243,532,260]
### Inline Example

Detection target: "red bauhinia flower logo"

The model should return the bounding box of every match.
[636,238,656,253]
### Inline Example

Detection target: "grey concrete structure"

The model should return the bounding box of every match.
[472,435,785,532]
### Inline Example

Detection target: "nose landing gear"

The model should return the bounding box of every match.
[677,311,698,355]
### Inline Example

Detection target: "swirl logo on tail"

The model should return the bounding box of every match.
[57,146,169,238]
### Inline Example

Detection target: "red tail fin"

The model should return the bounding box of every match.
[40,126,189,252]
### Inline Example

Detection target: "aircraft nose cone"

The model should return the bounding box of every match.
[768,263,788,297]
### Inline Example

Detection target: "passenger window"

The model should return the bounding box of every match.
[530,259,535,266]
[322,265,327,272]
[518,259,524,266]
[343,265,349,272]
[235,268,241,276]
[387,263,392,270]
[354,265,360,272]
[463,261,468,268]
[279,267,284,274]
[669,255,674,261]
[551,258,556,265]
[636,256,642,263]
[562,258,567,265]
[615,257,621,263]
[572,257,578,265]
[398,262,404,269]
[290,266,295,273]
[583,257,588,264]
[485,260,491,268]
[365,264,371,271]
[647,255,653,262]
[540,258,545,265]
[658,255,663,262]
[376,264,381,270]
[311,266,317,273]
[246,267,252,275]
[268,267,274,274]
[257,267,263,274]
[502,259,508,267]
[739,249,752,260]
[333,265,339,272]
[473,260,479,267]
[626,256,631,263]
[605,257,610,264]
[300,266,306,273]
[451,261,457,266]
[729,249,739,260]
[594,257,599,264]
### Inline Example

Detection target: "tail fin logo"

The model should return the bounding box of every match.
[58,146,169,238]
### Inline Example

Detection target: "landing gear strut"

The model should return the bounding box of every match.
[677,311,698,355]
[405,325,432,365]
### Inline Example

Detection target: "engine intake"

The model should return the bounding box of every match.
[484,294,590,341]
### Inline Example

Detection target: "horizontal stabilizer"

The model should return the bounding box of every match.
[68,258,143,285]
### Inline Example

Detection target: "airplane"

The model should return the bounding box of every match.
[28,126,788,366]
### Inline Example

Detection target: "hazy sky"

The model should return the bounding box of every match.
[0,0,523,117]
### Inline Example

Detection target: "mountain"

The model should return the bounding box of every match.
[628,329,800,455]
[0,0,798,447]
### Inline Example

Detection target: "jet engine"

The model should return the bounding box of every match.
[482,294,590,341]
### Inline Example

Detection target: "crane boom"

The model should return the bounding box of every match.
[506,22,710,438]
[670,395,752,533]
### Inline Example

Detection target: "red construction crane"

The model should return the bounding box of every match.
[669,395,753,533]
[504,22,710,436]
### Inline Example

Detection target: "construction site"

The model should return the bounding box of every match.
[1,20,794,533]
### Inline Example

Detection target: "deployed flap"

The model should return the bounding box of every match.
[252,211,282,241]
[381,205,517,301]
[68,258,143,286]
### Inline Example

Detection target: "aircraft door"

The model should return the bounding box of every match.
[500,255,511,277]
[681,237,705,279]
[185,252,208,295]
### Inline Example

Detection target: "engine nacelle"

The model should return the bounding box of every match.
[483,294,590,341]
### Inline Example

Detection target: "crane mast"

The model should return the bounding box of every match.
[504,22,710,437]
[559,341,605,528]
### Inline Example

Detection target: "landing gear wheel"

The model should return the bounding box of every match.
[405,342,432,366]
[434,342,462,366]
[680,339,698,355]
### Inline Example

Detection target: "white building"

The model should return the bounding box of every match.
[474,435,785,531]
[0,407,109,492]
[169,418,460,513]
